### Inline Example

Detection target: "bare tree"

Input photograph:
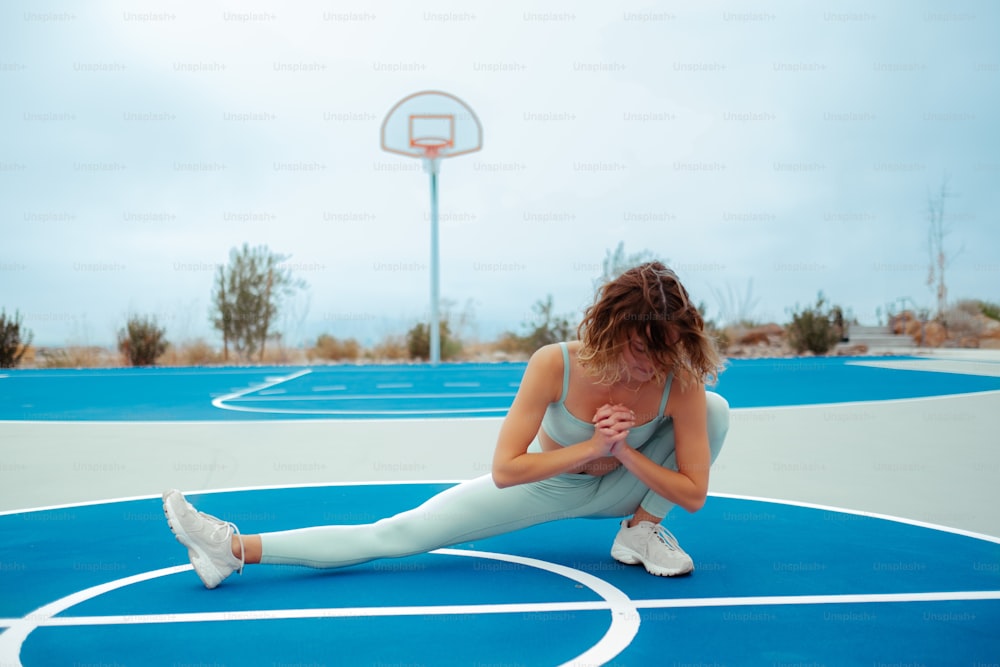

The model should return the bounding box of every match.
[211,244,306,362]
[926,175,962,318]
[710,279,761,328]
[596,242,662,288]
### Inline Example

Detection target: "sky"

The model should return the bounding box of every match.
[2,0,998,348]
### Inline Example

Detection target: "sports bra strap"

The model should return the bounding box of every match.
[658,374,673,415]
[558,342,571,404]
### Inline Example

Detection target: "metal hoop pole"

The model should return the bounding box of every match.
[425,157,441,364]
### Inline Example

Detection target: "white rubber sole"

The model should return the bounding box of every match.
[611,545,694,577]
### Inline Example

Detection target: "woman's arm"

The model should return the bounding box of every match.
[491,345,633,488]
[610,380,712,513]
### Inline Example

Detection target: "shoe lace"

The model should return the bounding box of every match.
[651,524,682,552]
[230,521,245,575]
[198,511,245,575]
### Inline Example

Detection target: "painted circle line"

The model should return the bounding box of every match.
[3,490,999,666]
[0,549,640,667]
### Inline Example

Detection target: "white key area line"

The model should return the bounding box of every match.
[226,392,517,402]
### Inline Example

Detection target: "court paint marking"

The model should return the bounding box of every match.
[5,589,999,630]
[3,489,998,664]
[848,359,1000,377]
[0,565,192,667]
[212,405,513,416]
[711,492,1000,544]
[211,373,521,416]
[209,390,1000,418]
[721,388,1000,415]
[224,392,518,402]
[210,369,312,414]
[0,549,640,667]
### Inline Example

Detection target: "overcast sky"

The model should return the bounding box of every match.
[2,0,998,348]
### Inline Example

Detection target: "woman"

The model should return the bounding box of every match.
[163,262,730,589]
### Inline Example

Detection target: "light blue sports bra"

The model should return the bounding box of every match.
[540,342,672,448]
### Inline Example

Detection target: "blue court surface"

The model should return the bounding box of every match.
[4,356,1000,420]
[2,356,999,666]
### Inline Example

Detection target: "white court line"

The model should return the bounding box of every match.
[711,492,1000,545]
[444,381,481,388]
[311,385,347,392]
[224,391,517,402]
[848,358,1000,377]
[725,388,1000,414]
[209,369,312,413]
[376,382,413,389]
[211,405,512,416]
[0,549,639,667]
[3,488,999,665]
[4,589,999,629]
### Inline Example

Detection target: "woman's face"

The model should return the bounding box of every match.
[622,335,654,383]
[620,328,679,384]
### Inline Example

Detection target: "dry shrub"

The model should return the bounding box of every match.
[36,346,119,368]
[308,334,362,362]
[160,339,223,366]
[260,345,308,365]
[367,334,408,362]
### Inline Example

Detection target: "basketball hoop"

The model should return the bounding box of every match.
[380,91,483,364]
[382,92,482,161]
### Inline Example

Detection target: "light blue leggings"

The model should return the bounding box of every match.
[260,392,730,568]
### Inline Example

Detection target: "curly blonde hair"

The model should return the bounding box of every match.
[576,262,724,387]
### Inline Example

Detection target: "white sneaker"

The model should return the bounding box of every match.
[163,489,244,589]
[610,520,694,577]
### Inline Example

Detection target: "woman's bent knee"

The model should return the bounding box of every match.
[705,391,730,458]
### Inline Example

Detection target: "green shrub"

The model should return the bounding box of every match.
[978,300,1000,322]
[118,314,168,366]
[406,320,460,361]
[0,309,33,368]
[786,293,846,355]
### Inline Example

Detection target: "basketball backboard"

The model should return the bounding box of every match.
[381,91,482,160]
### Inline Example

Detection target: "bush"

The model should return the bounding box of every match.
[0,309,33,369]
[118,314,168,366]
[786,293,846,355]
[406,320,461,361]
[309,334,361,362]
[976,300,1000,322]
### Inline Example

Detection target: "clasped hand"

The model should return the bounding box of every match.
[591,403,635,455]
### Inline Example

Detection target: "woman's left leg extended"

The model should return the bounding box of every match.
[258,472,604,569]
[167,469,641,588]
